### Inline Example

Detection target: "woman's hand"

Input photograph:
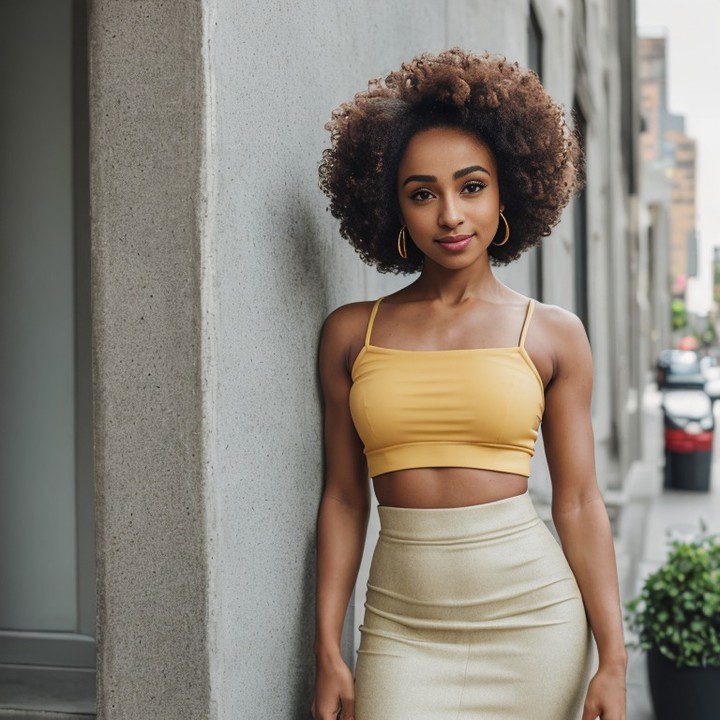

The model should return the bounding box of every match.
[581,663,627,720]
[311,650,356,720]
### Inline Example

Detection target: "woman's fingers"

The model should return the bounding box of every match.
[339,686,355,719]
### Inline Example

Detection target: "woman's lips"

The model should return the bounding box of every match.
[435,233,474,251]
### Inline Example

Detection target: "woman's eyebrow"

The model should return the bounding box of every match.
[402,165,491,187]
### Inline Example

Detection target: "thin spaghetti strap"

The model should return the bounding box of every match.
[518,298,535,348]
[364,296,385,347]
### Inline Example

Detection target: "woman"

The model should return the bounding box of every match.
[312,48,627,720]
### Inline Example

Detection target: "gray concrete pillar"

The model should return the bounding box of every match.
[89,2,210,718]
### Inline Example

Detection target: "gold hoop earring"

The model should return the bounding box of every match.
[492,211,510,246]
[397,225,409,259]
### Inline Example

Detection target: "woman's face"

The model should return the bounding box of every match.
[396,126,504,267]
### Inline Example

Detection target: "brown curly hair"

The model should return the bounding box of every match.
[318,47,585,274]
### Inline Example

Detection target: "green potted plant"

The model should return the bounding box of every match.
[624,522,720,720]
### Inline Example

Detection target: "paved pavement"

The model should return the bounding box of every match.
[623,380,720,719]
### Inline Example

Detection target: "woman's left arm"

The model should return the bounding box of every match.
[540,306,627,720]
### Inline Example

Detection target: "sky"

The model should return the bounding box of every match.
[636,0,720,315]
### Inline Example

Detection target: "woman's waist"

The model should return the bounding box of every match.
[375,485,540,543]
[373,467,528,510]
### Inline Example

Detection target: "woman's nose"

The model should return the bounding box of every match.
[438,198,464,228]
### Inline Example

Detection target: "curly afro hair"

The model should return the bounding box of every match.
[318,47,585,274]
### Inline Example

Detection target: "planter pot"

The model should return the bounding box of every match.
[664,449,712,491]
[647,646,720,720]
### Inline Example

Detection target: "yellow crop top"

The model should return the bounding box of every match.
[348,296,546,478]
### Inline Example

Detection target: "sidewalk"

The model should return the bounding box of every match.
[622,380,720,719]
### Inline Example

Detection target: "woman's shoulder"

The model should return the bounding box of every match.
[323,297,378,327]
[321,297,380,349]
[531,301,592,384]
[532,300,587,341]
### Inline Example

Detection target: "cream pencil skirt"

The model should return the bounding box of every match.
[353,488,596,720]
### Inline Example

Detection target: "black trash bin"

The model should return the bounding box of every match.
[662,389,714,492]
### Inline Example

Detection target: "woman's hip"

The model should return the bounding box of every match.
[361,488,586,639]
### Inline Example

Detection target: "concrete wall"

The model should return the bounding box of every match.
[89,2,209,718]
[88,1,641,718]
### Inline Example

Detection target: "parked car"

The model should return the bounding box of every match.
[700,354,720,380]
[656,348,674,388]
[657,349,705,391]
[704,377,720,408]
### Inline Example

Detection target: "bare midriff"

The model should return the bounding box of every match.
[372,466,529,509]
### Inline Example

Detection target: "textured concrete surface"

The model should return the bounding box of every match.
[0,667,94,716]
[89,2,209,719]
[627,644,654,720]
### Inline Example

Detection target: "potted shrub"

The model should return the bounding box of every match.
[624,522,720,720]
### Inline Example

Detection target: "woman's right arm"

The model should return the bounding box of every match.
[311,304,371,720]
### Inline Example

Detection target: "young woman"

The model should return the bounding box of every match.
[312,48,627,720]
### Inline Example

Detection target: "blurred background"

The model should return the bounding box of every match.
[1,0,718,718]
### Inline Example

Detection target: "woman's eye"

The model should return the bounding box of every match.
[464,181,486,193]
[410,189,433,201]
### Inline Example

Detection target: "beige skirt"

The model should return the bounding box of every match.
[353,488,596,719]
